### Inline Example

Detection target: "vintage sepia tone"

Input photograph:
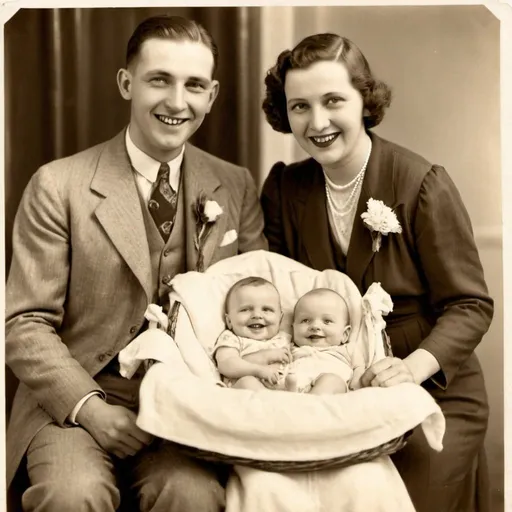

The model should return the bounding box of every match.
[2,3,506,512]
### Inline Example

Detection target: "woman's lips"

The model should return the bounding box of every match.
[309,133,339,148]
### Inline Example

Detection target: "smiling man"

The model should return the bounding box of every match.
[5,15,267,512]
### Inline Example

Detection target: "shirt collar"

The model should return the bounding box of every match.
[125,126,184,191]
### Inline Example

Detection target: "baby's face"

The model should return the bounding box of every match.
[226,284,282,341]
[293,293,350,348]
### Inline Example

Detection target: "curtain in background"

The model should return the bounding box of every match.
[4,6,262,419]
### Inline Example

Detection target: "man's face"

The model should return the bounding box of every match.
[118,38,219,162]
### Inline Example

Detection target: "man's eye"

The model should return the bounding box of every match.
[150,77,167,86]
[188,82,206,91]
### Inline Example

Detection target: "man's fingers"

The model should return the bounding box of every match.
[128,426,153,445]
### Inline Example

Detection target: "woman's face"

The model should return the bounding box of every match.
[284,60,367,171]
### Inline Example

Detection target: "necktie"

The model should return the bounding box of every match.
[148,162,177,241]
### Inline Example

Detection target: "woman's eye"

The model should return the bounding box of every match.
[327,97,343,106]
[291,103,308,112]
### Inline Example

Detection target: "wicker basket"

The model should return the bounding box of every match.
[145,300,409,472]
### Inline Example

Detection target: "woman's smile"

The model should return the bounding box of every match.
[309,133,339,147]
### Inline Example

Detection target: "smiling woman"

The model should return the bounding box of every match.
[261,31,494,512]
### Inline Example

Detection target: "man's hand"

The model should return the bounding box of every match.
[76,395,153,459]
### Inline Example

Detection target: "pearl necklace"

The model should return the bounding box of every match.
[324,139,372,218]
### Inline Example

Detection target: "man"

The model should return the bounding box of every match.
[5,15,267,511]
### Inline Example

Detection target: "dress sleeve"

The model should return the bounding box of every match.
[212,329,241,358]
[260,161,290,256]
[414,165,494,388]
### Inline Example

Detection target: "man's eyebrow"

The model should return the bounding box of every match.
[143,70,211,83]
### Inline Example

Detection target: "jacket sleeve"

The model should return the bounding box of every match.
[237,167,268,253]
[260,161,292,256]
[414,165,494,388]
[5,166,103,426]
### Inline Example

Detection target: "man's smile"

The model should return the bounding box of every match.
[155,114,187,126]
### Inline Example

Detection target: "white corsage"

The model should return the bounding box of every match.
[220,229,238,248]
[360,198,402,252]
[194,194,223,271]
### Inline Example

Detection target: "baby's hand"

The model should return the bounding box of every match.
[258,364,282,385]
[266,347,292,364]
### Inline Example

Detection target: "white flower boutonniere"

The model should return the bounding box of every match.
[360,198,402,252]
[194,193,223,272]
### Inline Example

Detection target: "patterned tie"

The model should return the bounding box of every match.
[148,162,178,241]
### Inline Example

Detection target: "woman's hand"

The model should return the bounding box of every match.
[360,357,415,388]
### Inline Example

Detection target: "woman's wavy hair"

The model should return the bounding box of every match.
[262,33,392,133]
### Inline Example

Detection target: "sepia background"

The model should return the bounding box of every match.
[3,5,503,511]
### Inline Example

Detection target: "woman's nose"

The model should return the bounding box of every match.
[309,106,330,132]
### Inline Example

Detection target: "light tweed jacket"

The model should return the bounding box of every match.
[5,129,267,485]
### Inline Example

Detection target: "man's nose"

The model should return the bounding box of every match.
[165,85,186,111]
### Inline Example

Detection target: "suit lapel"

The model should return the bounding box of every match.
[182,144,227,271]
[298,160,339,271]
[346,132,398,290]
[90,130,152,301]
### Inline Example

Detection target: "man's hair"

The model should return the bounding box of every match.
[126,15,219,75]
[224,277,279,314]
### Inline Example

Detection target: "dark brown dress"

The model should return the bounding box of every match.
[261,132,493,512]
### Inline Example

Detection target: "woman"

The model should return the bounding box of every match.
[260,33,493,512]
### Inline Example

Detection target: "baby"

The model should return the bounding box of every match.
[213,277,292,390]
[287,288,353,395]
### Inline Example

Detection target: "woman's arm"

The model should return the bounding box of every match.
[363,165,493,389]
[412,165,493,387]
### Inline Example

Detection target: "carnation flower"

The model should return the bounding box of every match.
[361,198,402,252]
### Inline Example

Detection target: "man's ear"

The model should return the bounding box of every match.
[341,325,352,344]
[117,68,133,100]
[205,80,220,114]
